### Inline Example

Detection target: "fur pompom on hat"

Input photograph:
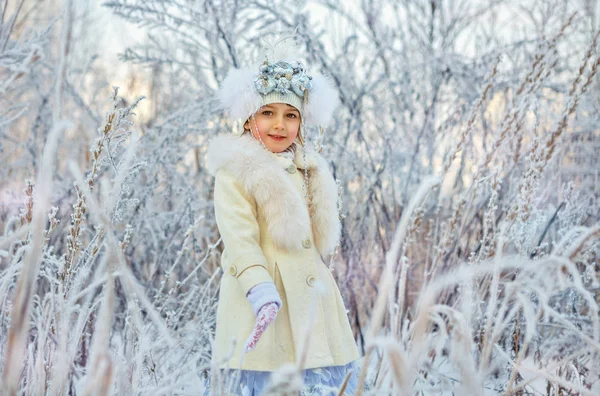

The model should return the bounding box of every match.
[218,57,339,127]
[217,68,264,122]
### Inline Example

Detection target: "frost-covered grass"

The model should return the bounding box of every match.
[1,0,600,395]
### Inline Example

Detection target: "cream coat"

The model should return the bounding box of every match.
[207,133,360,371]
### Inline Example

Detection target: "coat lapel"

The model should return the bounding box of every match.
[206,133,341,257]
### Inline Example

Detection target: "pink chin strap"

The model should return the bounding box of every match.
[251,114,269,149]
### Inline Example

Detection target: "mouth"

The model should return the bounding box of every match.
[268,134,286,141]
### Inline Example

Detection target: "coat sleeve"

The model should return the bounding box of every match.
[214,169,273,296]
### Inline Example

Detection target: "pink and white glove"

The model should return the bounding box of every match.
[244,282,282,352]
[244,302,279,352]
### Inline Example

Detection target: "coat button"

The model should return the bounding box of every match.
[306,275,316,287]
[286,164,297,174]
[228,265,237,276]
[302,238,312,249]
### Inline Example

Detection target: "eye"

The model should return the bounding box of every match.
[261,110,273,116]
[287,113,298,119]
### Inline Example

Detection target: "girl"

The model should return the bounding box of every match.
[206,55,360,395]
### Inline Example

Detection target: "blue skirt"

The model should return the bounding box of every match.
[208,360,359,395]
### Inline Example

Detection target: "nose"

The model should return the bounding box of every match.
[273,114,285,131]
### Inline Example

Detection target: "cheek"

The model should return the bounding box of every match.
[253,118,269,135]
[288,129,299,141]
[287,120,300,138]
[259,121,272,137]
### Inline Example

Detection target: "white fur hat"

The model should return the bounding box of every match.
[217,58,340,127]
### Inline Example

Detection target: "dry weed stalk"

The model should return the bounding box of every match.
[473,169,501,263]
[2,119,69,395]
[507,29,600,225]
[394,198,431,337]
[18,179,34,226]
[63,183,86,288]
[82,253,116,396]
[45,206,59,242]
[562,226,600,263]
[120,224,133,252]
[430,16,578,280]
[383,340,409,393]
[337,370,354,396]
[355,177,440,396]
[543,42,600,164]
[87,88,122,191]
[8,180,55,256]
[62,87,127,294]
[154,217,204,311]
[68,160,175,345]
[1,80,151,393]
[442,61,499,176]
[402,248,598,395]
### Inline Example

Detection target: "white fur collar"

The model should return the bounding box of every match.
[206,134,341,257]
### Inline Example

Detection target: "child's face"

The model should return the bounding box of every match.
[245,103,301,153]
